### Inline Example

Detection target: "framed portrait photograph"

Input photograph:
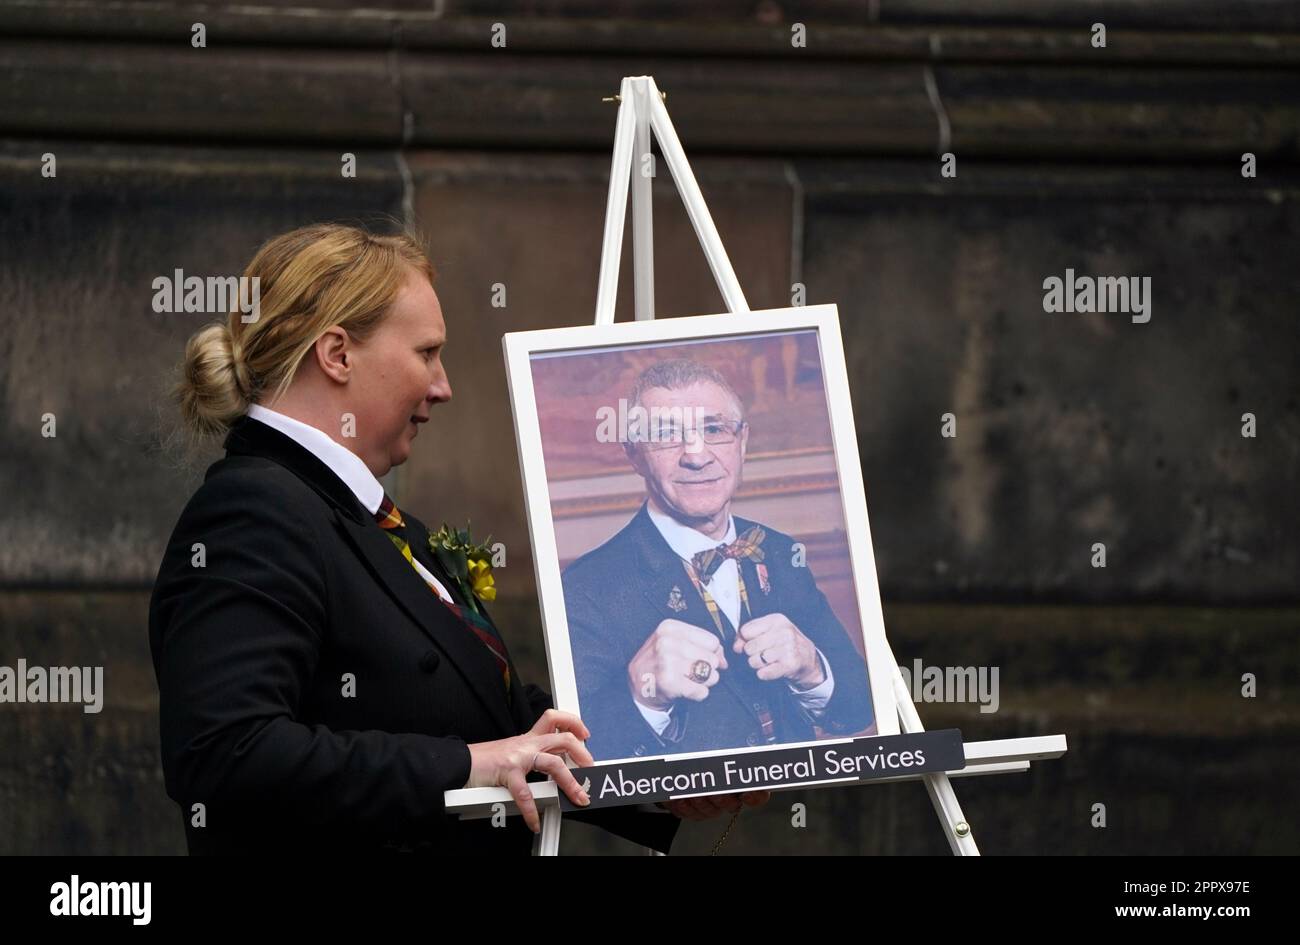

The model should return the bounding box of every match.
[503,304,900,773]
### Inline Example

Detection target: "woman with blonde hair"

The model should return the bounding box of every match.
[150,222,762,855]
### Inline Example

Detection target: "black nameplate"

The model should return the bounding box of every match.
[559,729,965,811]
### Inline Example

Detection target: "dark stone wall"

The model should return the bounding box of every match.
[1,1,1296,855]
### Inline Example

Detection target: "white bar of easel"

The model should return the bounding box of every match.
[450,75,1067,856]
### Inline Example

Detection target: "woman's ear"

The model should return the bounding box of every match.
[314,326,352,383]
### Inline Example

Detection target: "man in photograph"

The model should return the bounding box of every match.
[562,358,876,760]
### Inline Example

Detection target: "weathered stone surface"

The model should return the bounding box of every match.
[0,141,406,583]
[3,149,1296,600]
[3,38,1296,159]
[5,1,1299,49]
[799,160,1300,601]
[0,591,180,855]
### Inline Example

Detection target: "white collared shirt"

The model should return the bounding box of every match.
[637,501,835,737]
[245,403,455,605]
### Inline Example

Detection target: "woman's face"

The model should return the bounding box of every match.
[349,268,451,476]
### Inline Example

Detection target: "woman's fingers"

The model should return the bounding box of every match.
[496,731,594,834]
[538,731,595,768]
[505,769,541,834]
[503,718,767,831]
[529,708,590,741]
[532,751,591,807]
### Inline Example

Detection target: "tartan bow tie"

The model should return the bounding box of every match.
[690,524,766,583]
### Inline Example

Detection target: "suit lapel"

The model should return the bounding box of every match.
[629,504,709,631]
[224,414,517,736]
[407,523,532,724]
[334,513,517,735]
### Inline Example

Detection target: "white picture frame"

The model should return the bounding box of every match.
[503,304,900,770]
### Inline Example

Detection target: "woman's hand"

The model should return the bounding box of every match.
[466,708,595,833]
[656,790,771,820]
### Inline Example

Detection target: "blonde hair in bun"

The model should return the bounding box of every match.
[171,222,435,440]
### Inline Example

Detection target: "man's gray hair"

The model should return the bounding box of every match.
[627,358,746,418]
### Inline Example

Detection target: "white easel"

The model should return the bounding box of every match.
[444,75,1067,855]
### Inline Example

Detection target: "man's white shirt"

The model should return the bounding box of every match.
[636,502,835,738]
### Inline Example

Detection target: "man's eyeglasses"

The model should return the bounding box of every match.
[637,418,747,450]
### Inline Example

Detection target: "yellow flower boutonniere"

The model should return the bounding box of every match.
[467,557,496,603]
[428,523,496,615]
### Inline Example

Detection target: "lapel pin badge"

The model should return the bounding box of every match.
[667,585,687,612]
[756,563,771,595]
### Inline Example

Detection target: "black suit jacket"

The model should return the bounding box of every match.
[563,501,876,761]
[148,414,678,854]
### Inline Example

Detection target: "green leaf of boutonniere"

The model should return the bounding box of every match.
[428,521,497,614]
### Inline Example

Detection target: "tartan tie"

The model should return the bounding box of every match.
[680,557,778,745]
[691,524,766,585]
[373,493,511,697]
